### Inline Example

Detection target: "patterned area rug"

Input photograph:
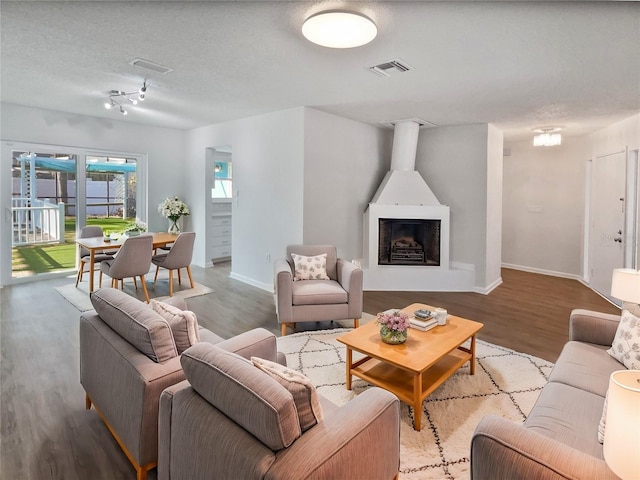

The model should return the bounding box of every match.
[276,328,554,480]
[54,269,213,311]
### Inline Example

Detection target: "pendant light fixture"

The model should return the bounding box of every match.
[532,127,562,147]
[302,11,377,48]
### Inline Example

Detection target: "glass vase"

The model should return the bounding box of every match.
[380,325,408,345]
[168,218,180,234]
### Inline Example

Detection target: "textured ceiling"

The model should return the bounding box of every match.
[1,1,639,141]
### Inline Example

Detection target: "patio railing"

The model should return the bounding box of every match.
[12,198,65,246]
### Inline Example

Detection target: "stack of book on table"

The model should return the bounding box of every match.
[409,317,438,332]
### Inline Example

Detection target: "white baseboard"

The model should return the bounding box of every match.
[502,263,582,281]
[229,271,273,292]
[473,277,503,295]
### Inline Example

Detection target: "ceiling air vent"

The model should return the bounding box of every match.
[129,58,173,75]
[369,59,412,77]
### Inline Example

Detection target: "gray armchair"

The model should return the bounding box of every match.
[274,245,363,336]
[151,232,195,297]
[101,234,153,303]
[80,287,283,480]
[158,342,400,480]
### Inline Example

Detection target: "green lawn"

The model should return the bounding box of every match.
[12,217,135,277]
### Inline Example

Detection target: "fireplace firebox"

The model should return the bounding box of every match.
[378,218,441,266]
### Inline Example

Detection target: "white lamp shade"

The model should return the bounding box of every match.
[611,268,640,303]
[302,11,377,48]
[603,370,640,479]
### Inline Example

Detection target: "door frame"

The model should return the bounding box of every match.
[585,147,639,302]
[1,140,147,286]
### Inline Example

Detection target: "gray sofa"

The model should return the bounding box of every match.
[471,309,625,480]
[158,342,401,480]
[80,288,284,480]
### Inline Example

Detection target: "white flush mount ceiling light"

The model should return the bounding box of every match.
[302,11,377,48]
[533,127,563,147]
[104,80,148,116]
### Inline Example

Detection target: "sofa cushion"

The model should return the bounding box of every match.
[597,390,608,443]
[181,343,300,450]
[291,253,330,281]
[524,382,606,459]
[548,341,622,397]
[150,300,200,354]
[291,280,348,306]
[251,356,323,432]
[607,309,640,369]
[90,288,177,363]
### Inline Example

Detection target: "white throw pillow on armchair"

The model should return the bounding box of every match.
[291,253,330,281]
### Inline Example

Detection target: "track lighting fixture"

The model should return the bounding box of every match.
[104,80,148,115]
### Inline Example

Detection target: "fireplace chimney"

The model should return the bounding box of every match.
[370,120,440,206]
[390,120,420,171]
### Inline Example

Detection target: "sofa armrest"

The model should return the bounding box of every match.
[337,258,363,319]
[80,313,185,466]
[275,259,294,324]
[158,380,190,480]
[266,388,400,480]
[569,309,620,346]
[471,415,618,480]
[216,328,281,363]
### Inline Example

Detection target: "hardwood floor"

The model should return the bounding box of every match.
[0,264,620,479]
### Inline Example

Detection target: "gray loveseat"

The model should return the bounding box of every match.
[80,288,284,480]
[471,309,625,479]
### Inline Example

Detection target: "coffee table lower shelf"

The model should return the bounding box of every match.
[349,347,471,431]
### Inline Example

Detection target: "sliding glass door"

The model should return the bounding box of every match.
[9,150,78,279]
[1,141,146,285]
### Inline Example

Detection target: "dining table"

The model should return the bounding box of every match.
[75,232,178,293]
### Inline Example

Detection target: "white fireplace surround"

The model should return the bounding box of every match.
[361,120,475,291]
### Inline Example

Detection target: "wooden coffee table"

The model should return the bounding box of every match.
[336,303,483,431]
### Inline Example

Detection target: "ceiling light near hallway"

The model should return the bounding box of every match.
[302,11,377,48]
[533,127,562,147]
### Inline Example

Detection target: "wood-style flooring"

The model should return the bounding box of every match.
[0,264,620,479]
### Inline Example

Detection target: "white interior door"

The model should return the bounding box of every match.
[589,151,627,301]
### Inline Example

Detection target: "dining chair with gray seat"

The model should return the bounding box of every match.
[100,234,153,303]
[75,225,115,288]
[151,231,196,297]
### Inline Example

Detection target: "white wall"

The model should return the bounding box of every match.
[502,136,588,277]
[416,124,495,289]
[303,108,390,261]
[1,103,188,286]
[0,103,186,232]
[184,108,305,289]
[588,114,640,157]
[485,124,504,289]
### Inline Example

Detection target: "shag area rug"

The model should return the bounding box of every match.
[55,269,213,311]
[276,328,554,480]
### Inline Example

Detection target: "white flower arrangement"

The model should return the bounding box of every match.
[123,219,148,234]
[158,196,190,221]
